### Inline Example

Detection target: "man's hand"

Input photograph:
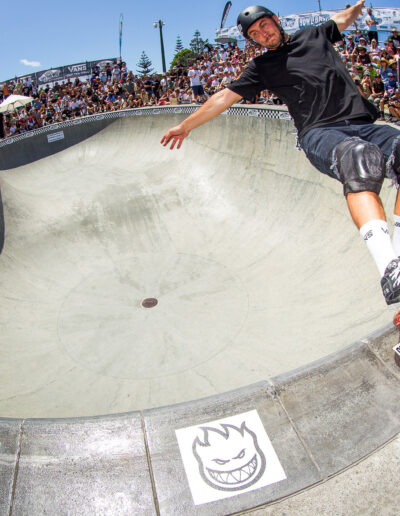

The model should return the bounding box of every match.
[160,88,242,150]
[160,124,190,150]
[332,0,365,32]
[354,0,365,18]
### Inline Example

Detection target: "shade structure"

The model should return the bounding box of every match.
[0,94,33,113]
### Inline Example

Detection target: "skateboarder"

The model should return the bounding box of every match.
[161,1,400,307]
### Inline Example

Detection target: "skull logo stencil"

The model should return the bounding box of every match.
[192,422,266,491]
[175,410,287,505]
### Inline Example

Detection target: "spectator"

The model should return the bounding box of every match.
[391,29,400,49]
[366,62,378,81]
[388,89,400,124]
[346,34,355,54]
[169,89,180,105]
[389,59,398,79]
[369,74,385,116]
[152,75,161,100]
[2,29,399,140]
[353,74,364,96]
[353,29,363,44]
[157,92,170,105]
[365,8,379,44]
[188,64,206,103]
[357,46,371,65]
[380,72,398,120]
[143,75,154,99]
[105,63,112,80]
[368,39,382,63]
[361,71,372,97]
[379,58,390,83]
[385,37,397,57]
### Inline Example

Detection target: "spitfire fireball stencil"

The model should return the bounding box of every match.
[175,410,287,505]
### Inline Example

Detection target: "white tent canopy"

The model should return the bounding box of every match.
[0,94,33,113]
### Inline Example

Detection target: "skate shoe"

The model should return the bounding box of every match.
[381,258,400,305]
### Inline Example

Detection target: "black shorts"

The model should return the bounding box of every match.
[191,85,204,96]
[300,120,400,192]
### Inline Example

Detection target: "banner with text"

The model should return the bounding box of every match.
[4,58,118,88]
[215,7,400,41]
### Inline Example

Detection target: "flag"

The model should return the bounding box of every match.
[119,14,123,60]
[220,1,232,29]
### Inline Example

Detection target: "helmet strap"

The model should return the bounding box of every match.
[273,18,288,48]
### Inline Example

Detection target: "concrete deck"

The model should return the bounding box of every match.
[0,107,399,515]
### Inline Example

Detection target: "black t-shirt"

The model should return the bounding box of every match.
[153,80,161,93]
[144,80,153,93]
[228,20,379,138]
[372,79,384,94]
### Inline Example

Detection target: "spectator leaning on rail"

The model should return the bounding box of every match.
[161,1,400,307]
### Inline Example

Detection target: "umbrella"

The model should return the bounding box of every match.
[0,95,33,114]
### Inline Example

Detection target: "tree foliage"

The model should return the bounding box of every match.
[175,35,184,54]
[136,51,154,76]
[190,30,209,56]
[170,49,197,69]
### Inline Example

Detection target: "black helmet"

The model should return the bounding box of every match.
[237,6,276,39]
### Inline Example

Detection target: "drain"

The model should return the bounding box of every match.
[142,298,158,308]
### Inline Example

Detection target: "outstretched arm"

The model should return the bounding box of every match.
[160,88,242,150]
[331,0,365,32]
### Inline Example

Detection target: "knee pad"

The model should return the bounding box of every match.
[388,136,400,183]
[335,137,385,196]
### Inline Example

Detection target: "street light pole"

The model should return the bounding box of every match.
[317,0,322,11]
[154,20,166,74]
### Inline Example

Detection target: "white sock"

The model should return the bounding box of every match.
[360,220,397,277]
[392,214,400,257]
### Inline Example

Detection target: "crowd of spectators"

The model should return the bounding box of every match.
[1,24,400,139]
[334,27,400,123]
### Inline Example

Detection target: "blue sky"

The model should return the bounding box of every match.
[0,0,392,81]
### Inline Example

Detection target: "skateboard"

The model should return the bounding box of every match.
[392,307,400,367]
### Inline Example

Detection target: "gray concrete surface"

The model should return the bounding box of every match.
[1,325,399,515]
[0,108,400,515]
[244,433,400,516]
[0,108,397,419]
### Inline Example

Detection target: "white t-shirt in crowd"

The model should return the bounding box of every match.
[188,69,201,86]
